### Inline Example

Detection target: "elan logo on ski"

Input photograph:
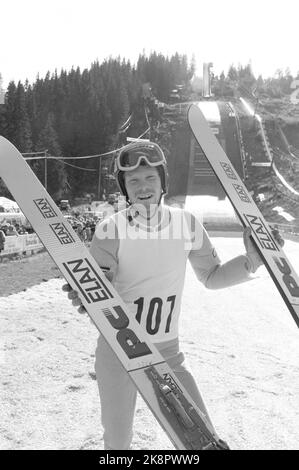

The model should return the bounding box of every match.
[63,258,114,303]
[162,373,183,393]
[244,214,279,251]
[50,222,75,245]
[232,184,251,203]
[219,161,238,180]
[34,198,57,219]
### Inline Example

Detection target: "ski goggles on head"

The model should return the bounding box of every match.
[116,142,166,171]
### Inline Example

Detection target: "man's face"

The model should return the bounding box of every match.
[124,165,162,210]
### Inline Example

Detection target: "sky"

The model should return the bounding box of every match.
[0,0,299,89]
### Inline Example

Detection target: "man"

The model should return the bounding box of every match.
[64,141,283,450]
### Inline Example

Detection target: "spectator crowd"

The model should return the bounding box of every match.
[0,221,35,255]
[66,212,99,242]
[0,194,125,255]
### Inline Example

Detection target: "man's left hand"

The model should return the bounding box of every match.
[243,226,284,272]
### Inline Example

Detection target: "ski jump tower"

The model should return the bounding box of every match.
[202,62,213,98]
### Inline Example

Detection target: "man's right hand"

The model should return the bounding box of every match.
[62,283,86,314]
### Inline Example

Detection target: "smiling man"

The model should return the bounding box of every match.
[114,141,168,219]
[124,164,161,211]
[64,140,283,450]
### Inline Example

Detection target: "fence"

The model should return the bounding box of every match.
[0,233,44,259]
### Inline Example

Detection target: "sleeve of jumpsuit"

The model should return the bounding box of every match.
[187,213,254,289]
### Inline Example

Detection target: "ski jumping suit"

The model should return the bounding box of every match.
[90,205,253,450]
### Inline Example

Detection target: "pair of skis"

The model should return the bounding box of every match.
[0,104,298,451]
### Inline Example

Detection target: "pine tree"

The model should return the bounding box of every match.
[238,64,256,94]
[14,82,33,152]
[2,81,32,151]
[228,65,238,82]
[3,81,17,141]
[36,112,67,200]
[0,73,5,104]
[0,74,6,135]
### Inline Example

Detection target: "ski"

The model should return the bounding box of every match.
[0,136,229,450]
[188,104,299,329]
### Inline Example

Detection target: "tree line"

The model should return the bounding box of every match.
[0,55,298,201]
[0,53,194,200]
[212,64,299,99]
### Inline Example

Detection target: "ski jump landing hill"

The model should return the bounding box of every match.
[165,98,299,237]
[237,98,299,235]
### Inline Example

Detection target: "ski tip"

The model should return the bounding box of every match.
[0,136,8,152]
[0,135,11,146]
[0,136,19,153]
[187,103,203,123]
[187,103,196,119]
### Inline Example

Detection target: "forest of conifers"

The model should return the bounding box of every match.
[0,53,195,200]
